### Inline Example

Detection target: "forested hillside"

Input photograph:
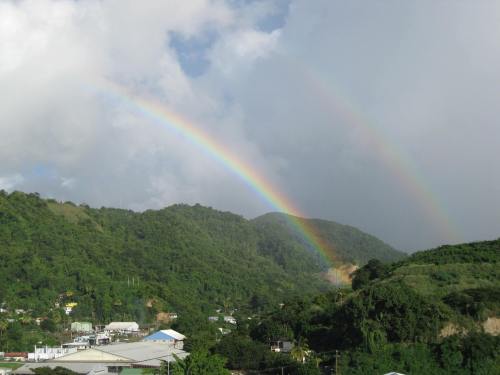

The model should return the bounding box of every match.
[0,191,402,326]
[209,239,499,374]
[252,212,404,267]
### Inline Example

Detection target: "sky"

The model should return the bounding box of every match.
[1,0,499,251]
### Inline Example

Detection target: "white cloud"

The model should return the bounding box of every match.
[0,174,24,191]
[0,0,499,250]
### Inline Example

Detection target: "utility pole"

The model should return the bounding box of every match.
[335,350,340,375]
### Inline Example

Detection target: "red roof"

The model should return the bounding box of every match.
[4,352,28,358]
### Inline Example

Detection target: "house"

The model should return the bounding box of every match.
[155,312,178,324]
[64,302,78,315]
[166,313,178,320]
[105,322,139,334]
[3,352,28,361]
[62,336,92,351]
[71,322,93,333]
[34,317,48,326]
[28,346,77,361]
[223,316,236,325]
[218,328,231,335]
[270,340,293,353]
[143,329,185,349]
[13,341,189,375]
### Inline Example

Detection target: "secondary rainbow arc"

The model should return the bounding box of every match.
[284,56,461,244]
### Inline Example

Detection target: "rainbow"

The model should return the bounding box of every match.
[282,57,462,244]
[91,79,338,266]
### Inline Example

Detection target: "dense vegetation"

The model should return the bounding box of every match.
[253,212,404,266]
[190,239,499,374]
[0,190,403,352]
[4,190,496,374]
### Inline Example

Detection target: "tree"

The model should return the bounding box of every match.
[214,333,269,370]
[351,259,387,290]
[166,351,229,375]
[40,318,57,333]
[33,367,78,375]
[297,360,321,375]
[291,339,310,364]
[0,319,8,339]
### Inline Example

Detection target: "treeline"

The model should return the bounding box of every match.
[180,239,499,374]
[0,191,404,351]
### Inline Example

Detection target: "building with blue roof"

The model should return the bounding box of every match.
[143,329,185,349]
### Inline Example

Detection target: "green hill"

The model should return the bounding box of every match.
[218,239,499,374]
[381,239,500,298]
[0,191,402,325]
[252,212,405,269]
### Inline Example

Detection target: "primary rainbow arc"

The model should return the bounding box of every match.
[95,80,336,266]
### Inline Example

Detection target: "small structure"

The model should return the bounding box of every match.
[71,322,93,333]
[155,312,178,324]
[34,317,48,326]
[62,336,92,351]
[28,346,77,361]
[105,322,139,334]
[208,316,219,322]
[143,329,185,349]
[218,328,231,335]
[64,303,78,315]
[270,340,293,353]
[3,352,28,361]
[223,316,236,325]
[0,368,12,375]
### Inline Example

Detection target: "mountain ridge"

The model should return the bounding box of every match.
[0,190,404,324]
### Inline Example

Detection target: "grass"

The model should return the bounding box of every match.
[386,263,499,298]
[47,202,102,231]
[0,362,24,369]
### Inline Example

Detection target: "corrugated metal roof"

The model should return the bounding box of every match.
[133,351,189,368]
[143,329,185,342]
[160,329,185,340]
[143,331,174,341]
[97,342,187,362]
[104,322,139,331]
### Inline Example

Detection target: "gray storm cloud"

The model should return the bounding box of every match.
[0,0,499,251]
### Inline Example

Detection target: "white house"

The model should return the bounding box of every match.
[28,346,77,361]
[104,322,139,334]
[223,316,236,325]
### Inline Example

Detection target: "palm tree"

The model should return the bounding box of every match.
[170,354,193,375]
[291,338,310,364]
[0,319,8,339]
[19,314,32,325]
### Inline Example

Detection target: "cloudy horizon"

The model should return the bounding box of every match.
[1,0,499,251]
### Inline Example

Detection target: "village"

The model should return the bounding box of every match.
[0,302,295,375]
[0,317,188,375]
